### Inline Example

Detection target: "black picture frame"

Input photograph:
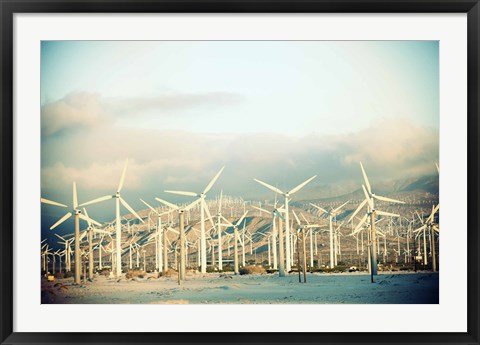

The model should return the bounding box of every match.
[1,1,478,344]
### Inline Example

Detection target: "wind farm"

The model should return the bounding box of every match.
[41,162,440,304]
[40,40,440,304]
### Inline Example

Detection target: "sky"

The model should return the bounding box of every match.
[41,40,439,232]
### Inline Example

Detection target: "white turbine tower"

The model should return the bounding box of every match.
[221,211,248,274]
[155,196,201,280]
[79,159,144,278]
[164,166,224,273]
[41,182,101,284]
[253,175,316,272]
[414,204,439,271]
[348,162,404,276]
[310,200,348,269]
[251,203,284,271]
[140,199,174,273]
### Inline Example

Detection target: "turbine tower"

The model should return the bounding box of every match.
[348,162,404,276]
[80,159,144,278]
[155,196,201,280]
[165,166,224,273]
[253,175,316,271]
[41,182,101,284]
[310,200,348,269]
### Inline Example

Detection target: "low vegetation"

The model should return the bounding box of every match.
[239,265,266,275]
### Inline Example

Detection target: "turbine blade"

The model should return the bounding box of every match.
[373,194,405,204]
[117,159,128,193]
[221,215,234,227]
[54,233,67,241]
[300,213,310,225]
[309,203,327,214]
[253,179,284,195]
[41,198,67,208]
[79,195,112,207]
[289,175,317,195]
[416,211,424,224]
[354,213,368,232]
[359,162,372,194]
[273,209,284,220]
[155,197,179,210]
[72,182,78,209]
[79,213,102,227]
[235,211,248,227]
[140,199,159,214]
[362,185,373,209]
[251,205,270,215]
[203,166,225,194]
[202,199,216,229]
[120,197,144,223]
[427,204,440,223]
[167,227,180,235]
[50,212,72,230]
[347,198,368,223]
[375,210,400,218]
[292,210,301,226]
[184,198,201,211]
[93,229,111,235]
[164,190,198,197]
[436,162,440,174]
[332,200,349,214]
[413,225,427,233]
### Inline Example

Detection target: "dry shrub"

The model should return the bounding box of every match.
[186,269,197,276]
[64,271,74,278]
[54,272,64,279]
[125,270,145,279]
[239,265,266,275]
[159,269,178,278]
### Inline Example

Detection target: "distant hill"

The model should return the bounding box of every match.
[295,174,439,204]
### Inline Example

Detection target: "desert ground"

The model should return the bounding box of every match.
[41,270,439,304]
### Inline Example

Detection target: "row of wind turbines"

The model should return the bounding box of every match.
[41,160,439,285]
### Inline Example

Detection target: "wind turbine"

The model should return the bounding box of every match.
[414,204,439,271]
[252,200,284,270]
[155,196,201,281]
[164,166,224,273]
[55,233,73,272]
[79,159,144,278]
[347,162,404,277]
[310,200,348,269]
[215,191,225,270]
[221,211,248,274]
[140,199,174,273]
[41,182,101,284]
[292,211,322,274]
[83,208,111,280]
[253,175,317,271]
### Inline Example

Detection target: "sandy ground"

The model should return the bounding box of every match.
[41,271,439,304]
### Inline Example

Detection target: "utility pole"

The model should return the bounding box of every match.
[278,217,285,277]
[297,234,301,283]
[370,210,378,275]
[302,228,307,283]
[179,211,186,281]
[74,214,81,284]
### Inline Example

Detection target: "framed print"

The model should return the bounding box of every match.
[1,1,479,344]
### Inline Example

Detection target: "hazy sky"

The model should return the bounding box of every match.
[41,41,439,229]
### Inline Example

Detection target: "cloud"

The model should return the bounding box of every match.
[41,92,112,136]
[41,91,244,136]
[104,92,244,116]
[41,117,438,207]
